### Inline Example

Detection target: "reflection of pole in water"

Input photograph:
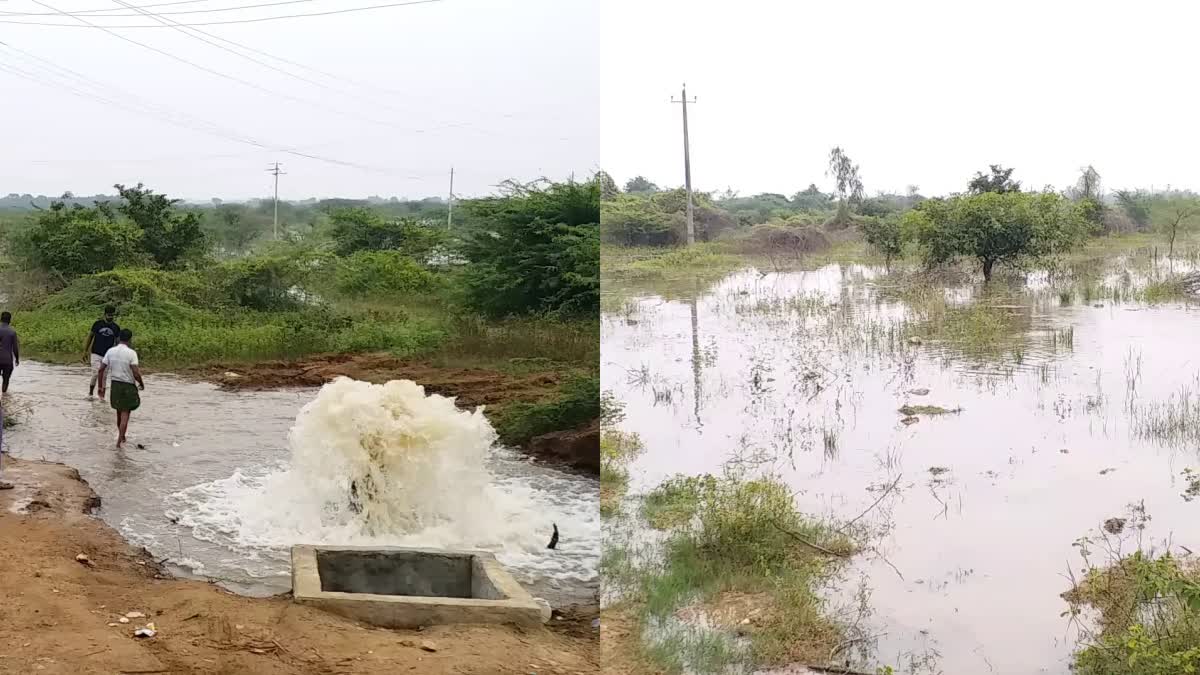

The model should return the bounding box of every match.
[690,294,703,427]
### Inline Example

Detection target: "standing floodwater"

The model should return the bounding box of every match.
[604,261,1200,673]
[2,364,598,606]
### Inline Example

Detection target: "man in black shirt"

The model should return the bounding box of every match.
[85,305,120,398]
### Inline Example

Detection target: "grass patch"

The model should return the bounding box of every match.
[897,404,961,416]
[642,475,705,530]
[491,371,598,447]
[1142,277,1189,304]
[600,429,644,518]
[1065,551,1200,674]
[623,473,855,672]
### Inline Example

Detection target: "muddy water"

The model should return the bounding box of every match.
[0,363,598,607]
[603,263,1200,674]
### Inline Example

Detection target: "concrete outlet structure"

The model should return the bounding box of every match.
[291,545,549,629]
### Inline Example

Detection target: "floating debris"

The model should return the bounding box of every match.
[1099,468,1117,476]
[929,466,950,476]
[901,416,920,426]
[899,404,961,416]
[908,388,931,396]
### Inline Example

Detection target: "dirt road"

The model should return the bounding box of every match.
[0,457,598,675]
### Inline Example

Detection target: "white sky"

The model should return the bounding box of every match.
[0,0,598,200]
[601,0,1200,199]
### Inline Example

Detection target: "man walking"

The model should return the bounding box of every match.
[85,305,119,398]
[97,329,144,449]
[0,312,20,396]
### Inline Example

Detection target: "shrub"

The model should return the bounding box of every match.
[210,255,308,311]
[460,181,599,317]
[334,250,438,296]
[12,203,144,277]
[328,208,448,259]
[492,371,599,446]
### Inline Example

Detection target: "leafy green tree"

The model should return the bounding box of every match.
[460,180,598,317]
[907,191,1089,281]
[600,194,674,245]
[790,183,832,212]
[212,204,261,253]
[1069,166,1105,228]
[1115,190,1151,229]
[13,202,143,277]
[1151,196,1200,259]
[595,171,620,199]
[114,183,206,268]
[861,215,904,270]
[826,147,864,227]
[968,165,1022,194]
[624,176,660,194]
[328,208,448,260]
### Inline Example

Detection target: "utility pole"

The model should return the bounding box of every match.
[447,166,455,229]
[671,83,697,245]
[267,162,286,239]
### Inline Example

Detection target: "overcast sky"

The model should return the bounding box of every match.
[601,0,1200,199]
[0,0,598,200]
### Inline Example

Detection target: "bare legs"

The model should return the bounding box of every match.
[116,410,131,447]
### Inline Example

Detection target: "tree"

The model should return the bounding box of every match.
[595,171,620,199]
[907,191,1089,281]
[861,216,904,270]
[114,183,206,268]
[213,204,260,253]
[1151,196,1200,259]
[328,208,448,261]
[826,147,864,227]
[791,183,832,212]
[600,194,674,245]
[460,180,598,317]
[624,176,659,194]
[968,165,1022,195]
[1069,165,1105,228]
[1115,190,1151,230]
[13,202,144,277]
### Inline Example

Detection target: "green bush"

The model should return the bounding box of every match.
[333,250,438,295]
[460,181,599,317]
[493,371,599,446]
[210,255,307,311]
[12,203,144,277]
[328,208,448,259]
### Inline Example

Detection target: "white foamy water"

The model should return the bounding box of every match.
[165,377,599,600]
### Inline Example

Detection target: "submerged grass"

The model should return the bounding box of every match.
[600,429,644,517]
[616,472,855,673]
[1065,550,1200,674]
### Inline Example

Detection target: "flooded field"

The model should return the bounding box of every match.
[601,243,1200,674]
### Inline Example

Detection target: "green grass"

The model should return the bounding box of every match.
[491,371,599,447]
[619,473,855,673]
[600,428,643,517]
[1065,551,1200,674]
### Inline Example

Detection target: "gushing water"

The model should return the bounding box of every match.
[166,377,598,596]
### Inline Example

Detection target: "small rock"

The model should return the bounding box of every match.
[75,554,93,567]
[740,618,750,625]
[107,623,119,627]
[901,416,920,426]
[124,612,145,619]
[118,618,130,624]
[133,626,156,639]
[420,641,437,653]
[223,372,242,379]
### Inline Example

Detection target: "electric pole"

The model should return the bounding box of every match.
[447,166,455,229]
[267,162,286,239]
[671,83,697,245]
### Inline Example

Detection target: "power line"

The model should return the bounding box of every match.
[24,0,451,136]
[0,0,213,16]
[0,0,442,27]
[0,0,318,17]
[107,0,470,136]
[0,42,406,175]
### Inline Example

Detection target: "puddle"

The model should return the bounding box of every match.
[602,260,1200,673]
